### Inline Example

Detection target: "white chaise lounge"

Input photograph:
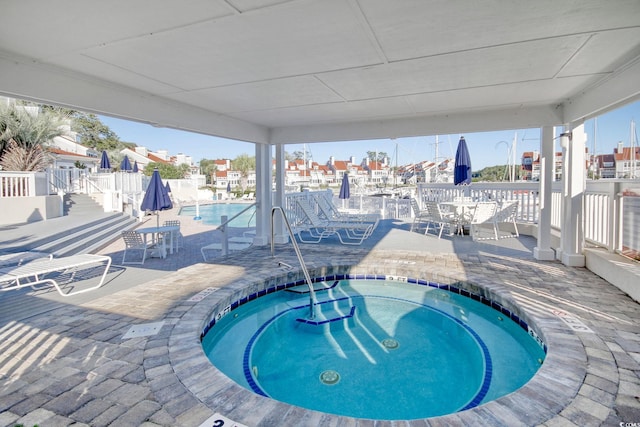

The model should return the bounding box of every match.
[0,254,112,297]
[0,251,52,267]
[294,198,377,245]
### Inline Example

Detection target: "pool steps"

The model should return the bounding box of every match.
[286,281,357,326]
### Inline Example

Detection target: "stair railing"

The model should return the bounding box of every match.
[215,202,257,256]
[271,206,317,319]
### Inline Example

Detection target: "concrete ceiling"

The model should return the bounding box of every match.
[1,0,640,147]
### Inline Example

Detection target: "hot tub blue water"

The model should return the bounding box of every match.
[202,279,545,420]
[179,203,255,227]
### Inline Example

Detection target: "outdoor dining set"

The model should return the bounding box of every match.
[410,197,520,241]
[121,221,184,264]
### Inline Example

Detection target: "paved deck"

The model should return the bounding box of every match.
[0,209,639,426]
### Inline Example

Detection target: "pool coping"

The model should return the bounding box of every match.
[168,255,585,426]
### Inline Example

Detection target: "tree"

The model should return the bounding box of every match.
[0,139,50,171]
[366,151,388,163]
[28,102,133,153]
[231,153,255,193]
[144,162,190,179]
[199,159,218,185]
[0,103,66,170]
[71,113,122,151]
[473,165,512,182]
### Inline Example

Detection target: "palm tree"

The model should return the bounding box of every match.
[0,103,66,171]
[231,154,255,194]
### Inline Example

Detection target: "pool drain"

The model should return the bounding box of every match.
[382,338,399,349]
[320,370,340,385]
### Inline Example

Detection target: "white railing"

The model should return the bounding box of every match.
[622,195,640,257]
[0,171,48,197]
[417,182,540,223]
[418,180,640,256]
[86,172,148,194]
[580,181,639,253]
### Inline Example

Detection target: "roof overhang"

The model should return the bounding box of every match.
[1,0,639,147]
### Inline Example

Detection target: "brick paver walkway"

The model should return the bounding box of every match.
[1,211,639,426]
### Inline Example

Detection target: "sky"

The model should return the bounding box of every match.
[99,99,639,171]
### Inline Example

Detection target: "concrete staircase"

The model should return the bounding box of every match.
[0,193,138,257]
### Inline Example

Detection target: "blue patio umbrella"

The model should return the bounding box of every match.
[226,182,231,193]
[141,168,173,227]
[132,161,139,173]
[454,136,472,185]
[165,181,171,194]
[120,155,132,172]
[99,151,111,171]
[339,173,350,199]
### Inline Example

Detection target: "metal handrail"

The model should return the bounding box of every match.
[84,176,105,194]
[48,173,67,194]
[216,202,257,231]
[271,206,317,319]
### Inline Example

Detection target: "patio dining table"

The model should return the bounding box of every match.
[135,225,180,258]
[439,200,478,235]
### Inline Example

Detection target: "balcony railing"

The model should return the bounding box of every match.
[417,180,640,256]
[3,170,639,259]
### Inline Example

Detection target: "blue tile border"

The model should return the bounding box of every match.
[200,275,547,355]
[198,274,548,414]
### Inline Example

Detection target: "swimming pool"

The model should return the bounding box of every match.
[179,203,256,227]
[201,277,546,420]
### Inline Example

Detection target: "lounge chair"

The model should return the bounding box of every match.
[494,200,520,238]
[313,192,380,225]
[410,198,431,233]
[294,198,376,245]
[163,220,184,251]
[201,240,252,261]
[0,254,112,297]
[423,201,458,238]
[470,201,499,241]
[122,230,154,264]
[0,251,52,267]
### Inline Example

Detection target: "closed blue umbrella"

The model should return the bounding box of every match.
[339,173,350,199]
[141,168,173,227]
[99,151,111,171]
[132,161,139,173]
[454,136,472,185]
[165,181,171,194]
[226,182,231,193]
[120,155,132,172]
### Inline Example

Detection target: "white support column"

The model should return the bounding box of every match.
[273,144,288,244]
[253,143,272,246]
[558,124,586,267]
[534,126,555,261]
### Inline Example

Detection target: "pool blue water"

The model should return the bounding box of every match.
[202,280,545,420]
[179,203,255,227]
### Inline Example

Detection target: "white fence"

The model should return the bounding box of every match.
[3,170,639,257]
[417,182,541,223]
[418,180,640,255]
[0,171,48,197]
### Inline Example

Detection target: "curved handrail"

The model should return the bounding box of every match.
[216,202,257,231]
[271,206,317,319]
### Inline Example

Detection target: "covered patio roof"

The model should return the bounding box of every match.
[1,0,639,147]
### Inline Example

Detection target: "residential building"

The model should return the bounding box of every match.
[614,142,640,178]
[119,146,171,171]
